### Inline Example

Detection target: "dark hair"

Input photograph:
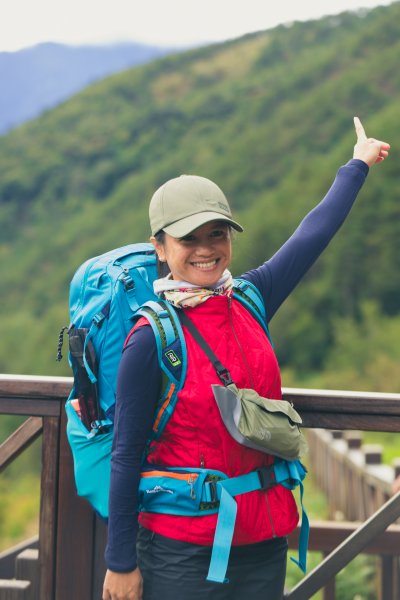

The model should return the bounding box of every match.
[154,230,171,278]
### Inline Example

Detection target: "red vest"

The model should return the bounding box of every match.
[139,295,299,545]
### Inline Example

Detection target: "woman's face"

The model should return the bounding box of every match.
[152,221,232,287]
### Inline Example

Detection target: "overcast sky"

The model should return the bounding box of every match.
[1,0,395,52]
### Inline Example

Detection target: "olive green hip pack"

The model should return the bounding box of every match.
[178,310,307,461]
[212,383,307,460]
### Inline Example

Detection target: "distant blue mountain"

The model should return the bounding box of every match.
[0,41,177,134]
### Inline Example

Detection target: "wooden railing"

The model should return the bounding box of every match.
[0,375,107,600]
[308,429,397,522]
[1,375,400,599]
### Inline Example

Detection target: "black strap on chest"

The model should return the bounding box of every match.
[177,310,234,387]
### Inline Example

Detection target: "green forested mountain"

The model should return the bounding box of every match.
[1,2,399,389]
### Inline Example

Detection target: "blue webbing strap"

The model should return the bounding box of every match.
[136,300,187,387]
[206,486,237,584]
[207,460,309,584]
[275,460,309,573]
[232,278,273,346]
[134,301,187,445]
[289,478,308,572]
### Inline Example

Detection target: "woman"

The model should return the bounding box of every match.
[103,118,390,600]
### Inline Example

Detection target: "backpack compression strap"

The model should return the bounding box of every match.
[135,300,187,440]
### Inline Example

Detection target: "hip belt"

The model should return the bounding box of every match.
[139,458,308,584]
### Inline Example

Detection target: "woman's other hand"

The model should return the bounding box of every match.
[353,116,390,167]
[102,567,143,600]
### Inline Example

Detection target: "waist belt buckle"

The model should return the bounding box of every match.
[208,480,218,503]
[257,465,276,490]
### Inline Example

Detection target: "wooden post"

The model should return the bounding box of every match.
[380,555,394,600]
[54,406,96,600]
[344,431,362,450]
[92,517,108,600]
[0,581,31,600]
[394,557,400,600]
[0,538,38,581]
[39,416,61,600]
[393,459,400,480]
[392,459,400,498]
[322,553,335,600]
[15,550,39,600]
[364,444,383,465]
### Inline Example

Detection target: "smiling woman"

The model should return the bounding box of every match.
[149,174,240,287]
[152,221,233,289]
[102,119,390,600]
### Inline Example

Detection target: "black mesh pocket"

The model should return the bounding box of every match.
[68,326,101,431]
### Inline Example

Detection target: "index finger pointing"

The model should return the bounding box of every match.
[354,116,367,141]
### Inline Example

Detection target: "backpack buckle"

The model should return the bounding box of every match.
[214,360,234,387]
[121,270,134,290]
[93,312,106,326]
[208,480,218,503]
[220,369,233,386]
[257,465,276,489]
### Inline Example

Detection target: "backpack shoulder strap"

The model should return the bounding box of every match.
[135,300,187,440]
[232,278,273,346]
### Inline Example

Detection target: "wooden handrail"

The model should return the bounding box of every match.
[289,520,400,555]
[2,374,400,429]
[0,417,43,473]
[282,387,400,432]
[0,374,72,399]
[0,375,70,417]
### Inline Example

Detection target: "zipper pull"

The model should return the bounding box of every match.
[200,453,205,469]
[188,475,196,500]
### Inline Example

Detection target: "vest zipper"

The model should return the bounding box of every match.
[200,453,205,468]
[227,296,255,388]
[228,296,277,537]
[264,491,277,537]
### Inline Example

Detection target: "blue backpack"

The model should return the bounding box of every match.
[58,243,308,582]
[58,243,269,519]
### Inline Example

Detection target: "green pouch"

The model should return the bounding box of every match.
[212,383,307,461]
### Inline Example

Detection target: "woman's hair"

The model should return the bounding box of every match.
[154,230,171,278]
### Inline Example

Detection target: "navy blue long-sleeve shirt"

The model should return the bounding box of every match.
[105,159,369,572]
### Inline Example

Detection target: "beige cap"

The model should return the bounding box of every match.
[149,174,243,237]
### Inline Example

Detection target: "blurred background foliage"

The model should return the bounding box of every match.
[1,4,399,585]
[1,3,399,385]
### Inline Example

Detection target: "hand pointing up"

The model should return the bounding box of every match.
[353,116,390,167]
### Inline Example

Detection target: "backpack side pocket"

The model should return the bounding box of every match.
[65,399,113,519]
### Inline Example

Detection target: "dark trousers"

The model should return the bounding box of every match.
[137,526,288,600]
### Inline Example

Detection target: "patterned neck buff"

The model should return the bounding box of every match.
[153,270,234,308]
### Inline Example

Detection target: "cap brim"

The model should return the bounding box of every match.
[163,211,243,238]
